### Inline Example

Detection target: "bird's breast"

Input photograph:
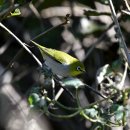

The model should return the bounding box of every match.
[43,54,70,77]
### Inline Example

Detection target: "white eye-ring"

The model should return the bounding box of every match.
[77,66,81,71]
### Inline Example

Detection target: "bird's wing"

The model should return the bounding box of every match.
[41,48,76,65]
[34,42,77,65]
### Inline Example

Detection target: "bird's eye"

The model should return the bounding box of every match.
[77,66,81,71]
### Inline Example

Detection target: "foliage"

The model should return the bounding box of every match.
[0,0,130,130]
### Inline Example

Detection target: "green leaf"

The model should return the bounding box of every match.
[10,8,21,16]
[110,104,125,122]
[126,104,130,118]
[91,123,105,130]
[79,18,106,34]
[111,59,122,72]
[62,77,84,89]
[84,108,98,118]
[28,93,40,106]
[96,64,109,84]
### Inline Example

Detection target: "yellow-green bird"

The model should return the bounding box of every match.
[31,40,85,77]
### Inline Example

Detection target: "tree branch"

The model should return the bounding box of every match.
[108,0,130,67]
[0,22,42,68]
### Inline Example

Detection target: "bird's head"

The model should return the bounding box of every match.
[69,60,86,76]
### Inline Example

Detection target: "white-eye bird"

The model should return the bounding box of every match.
[31,40,85,77]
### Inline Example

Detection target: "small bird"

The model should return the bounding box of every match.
[31,40,85,77]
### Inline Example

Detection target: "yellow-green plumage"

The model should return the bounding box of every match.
[31,40,85,77]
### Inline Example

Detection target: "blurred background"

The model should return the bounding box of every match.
[0,0,130,130]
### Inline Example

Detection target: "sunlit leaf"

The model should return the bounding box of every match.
[126,104,130,118]
[28,93,40,106]
[79,18,106,34]
[96,64,109,84]
[84,108,98,118]
[10,8,21,16]
[110,104,125,122]
[62,77,84,89]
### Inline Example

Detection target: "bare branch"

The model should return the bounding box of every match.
[108,0,130,67]
[0,22,42,68]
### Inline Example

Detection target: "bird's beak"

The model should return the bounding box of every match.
[81,69,86,73]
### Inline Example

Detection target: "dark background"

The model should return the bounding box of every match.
[0,0,130,130]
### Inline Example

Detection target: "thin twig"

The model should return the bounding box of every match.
[51,78,56,100]
[118,62,128,89]
[83,22,114,60]
[29,2,41,19]
[0,49,23,80]
[0,22,42,68]
[108,0,130,66]
[83,13,123,60]
[54,88,64,101]
[84,9,111,16]
[0,14,70,73]
[75,88,81,107]
[123,0,130,10]
[84,84,106,99]
[55,101,79,110]
[46,109,80,118]
[32,14,70,41]
[54,75,76,100]
[45,94,112,119]
[122,0,130,15]
[0,15,71,102]
[0,0,15,21]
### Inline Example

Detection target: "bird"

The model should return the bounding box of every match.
[31,40,85,77]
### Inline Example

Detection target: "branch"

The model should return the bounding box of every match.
[0,0,15,21]
[0,22,42,68]
[123,0,130,11]
[108,0,130,67]
[32,14,70,40]
[83,21,114,60]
